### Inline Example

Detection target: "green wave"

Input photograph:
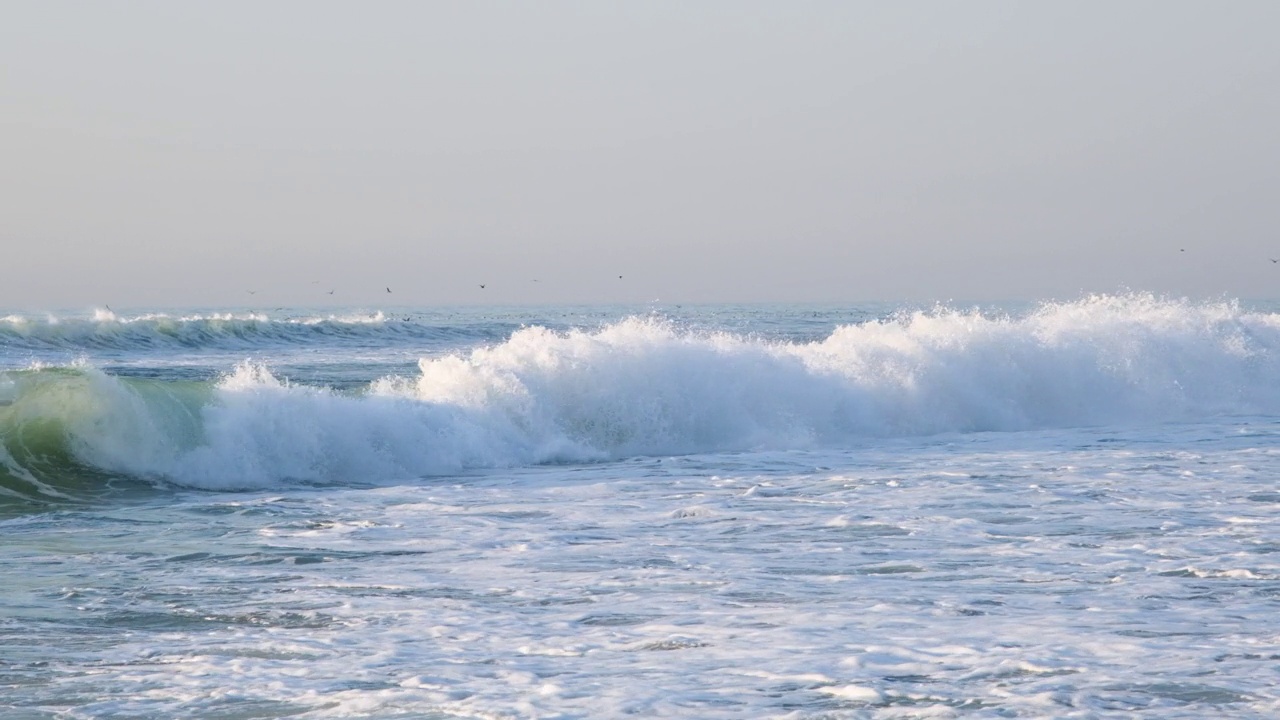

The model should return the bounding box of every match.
[0,366,213,509]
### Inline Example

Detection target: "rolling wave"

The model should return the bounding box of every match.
[4,294,1279,500]
[0,310,519,352]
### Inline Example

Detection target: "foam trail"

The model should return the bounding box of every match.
[4,294,1280,491]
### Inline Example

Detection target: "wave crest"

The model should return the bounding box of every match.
[0,310,512,352]
[4,295,1279,494]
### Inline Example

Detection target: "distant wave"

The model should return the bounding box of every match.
[4,294,1280,499]
[0,310,519,353]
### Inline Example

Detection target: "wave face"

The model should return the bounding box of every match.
[3,295,1280,496]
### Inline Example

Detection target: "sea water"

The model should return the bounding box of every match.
[2,294,1279,718]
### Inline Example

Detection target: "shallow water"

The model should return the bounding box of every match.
[3,297,1280,717]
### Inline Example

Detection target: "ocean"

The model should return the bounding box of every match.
[2,294,1279,718]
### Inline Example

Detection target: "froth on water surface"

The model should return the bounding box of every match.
[3,424,1280,717]
[2,296,1280,717]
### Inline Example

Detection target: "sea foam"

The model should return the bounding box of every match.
[4,295,1279,490]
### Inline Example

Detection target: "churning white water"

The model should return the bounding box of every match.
[3,295,1280,717]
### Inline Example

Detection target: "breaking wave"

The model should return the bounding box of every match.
[0,310,519,352]
[4,294,1280,500]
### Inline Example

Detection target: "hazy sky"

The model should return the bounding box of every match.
[3,1,1278,309]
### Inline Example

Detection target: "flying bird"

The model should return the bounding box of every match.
[1271,259,1279,264]
[386,287,392,293]
[479,284,486,289]
[327,289,335,295]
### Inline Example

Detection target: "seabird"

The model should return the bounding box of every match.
[327,289,335,295]
[386,287,392,293]
[479,284,486,289]
[1271,259,1279,264]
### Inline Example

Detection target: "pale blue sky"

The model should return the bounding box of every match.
[3,1,1278,308]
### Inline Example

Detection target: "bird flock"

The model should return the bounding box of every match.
[278,275,626,297]
[216,274,631,309]
[115,249,1274,308]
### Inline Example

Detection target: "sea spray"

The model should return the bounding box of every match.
[2,294,1279,492]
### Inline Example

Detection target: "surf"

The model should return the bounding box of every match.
[0,309,523,354]
[3,294,1279,499]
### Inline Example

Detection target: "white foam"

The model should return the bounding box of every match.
[8,417,1280,717]
[9,294,1280,489]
